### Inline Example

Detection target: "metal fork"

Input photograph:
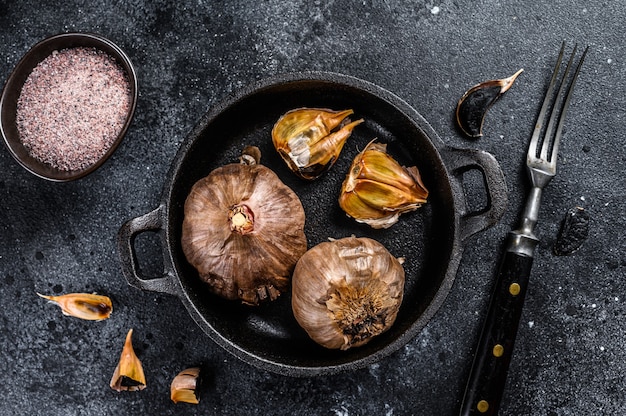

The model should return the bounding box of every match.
[459,43,588,416]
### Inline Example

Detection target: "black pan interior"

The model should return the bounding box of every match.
[164,76,457,372]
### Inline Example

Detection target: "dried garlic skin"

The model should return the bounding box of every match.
[171,367,201,404]
[272,108,364,180]
[339,141,428,229]
[456,69,523,138]
[291,236,405,350]
[37,292,112,321]
[110,329,146,392]
[181,147,307,305]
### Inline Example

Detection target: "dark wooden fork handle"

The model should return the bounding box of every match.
[459,250,534,416]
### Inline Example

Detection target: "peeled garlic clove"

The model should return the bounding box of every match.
[181,146,307,305]
[37,292,112,321]
[291,236,405,350]
[110,329,146,392]
[456,69,524,138]
[272,108,364,180]
[170,367,201,404]
[339,140,428,229]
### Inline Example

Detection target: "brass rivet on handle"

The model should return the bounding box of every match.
[477,400,490,413]
[509,282,521,296]
[493,344,504,357]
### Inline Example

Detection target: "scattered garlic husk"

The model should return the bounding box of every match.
[272,108,364,180]
[37,292,112,321]
[291,236,405,350]
[110,329,146,392]
[170,367,201,404]
[181,146,307,305]
[339,140,429,229]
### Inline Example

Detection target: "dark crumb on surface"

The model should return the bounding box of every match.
[553,206,590,256]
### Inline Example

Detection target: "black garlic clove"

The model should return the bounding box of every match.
[456,69,523,138]
[553,206,590,256]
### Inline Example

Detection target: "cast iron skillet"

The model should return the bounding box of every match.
[118,72,507,377]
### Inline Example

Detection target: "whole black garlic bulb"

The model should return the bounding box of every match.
[291,236,405,350]
[181,146,307,305]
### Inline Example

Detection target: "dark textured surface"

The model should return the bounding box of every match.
[1,1,624,415]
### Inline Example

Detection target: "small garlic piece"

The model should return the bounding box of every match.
[456,69,524,137]
[110,329,146,392]
[170,367,201,404]
[339,140,428,229]
[291,236,405,350]
[37,292,112,321]
[272,108,364,180]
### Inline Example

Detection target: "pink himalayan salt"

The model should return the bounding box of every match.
[16,47,131,172]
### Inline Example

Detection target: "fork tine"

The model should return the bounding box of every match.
[546,45,589,164]
[539,43,578,162]
[528,42,566,159]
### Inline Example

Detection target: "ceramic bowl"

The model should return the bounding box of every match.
[0,32,137,181]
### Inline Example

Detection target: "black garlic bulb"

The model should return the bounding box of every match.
[291,236,405,350]
[181,146,307,305]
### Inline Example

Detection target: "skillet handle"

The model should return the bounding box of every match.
[117,205,178,296]
[441,147,508,242]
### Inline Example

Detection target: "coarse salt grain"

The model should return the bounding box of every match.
[16,47,131,172]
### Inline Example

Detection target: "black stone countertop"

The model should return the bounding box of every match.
[1,1,625,415]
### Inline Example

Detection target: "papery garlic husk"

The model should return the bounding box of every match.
[272,108,364,180]
[181,146,307,305]
[339,140,429,229]
[291,236,405,350]
[37,292,112,321]
[170,367,201,404]
[110,329,146,392]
